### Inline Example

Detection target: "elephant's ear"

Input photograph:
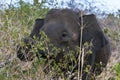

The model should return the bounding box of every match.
[30,18,44,39]
[79,14,100,29]
[80,14,109,47]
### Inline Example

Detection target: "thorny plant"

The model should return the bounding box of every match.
[19,30,95,80]
[0,1,120,80]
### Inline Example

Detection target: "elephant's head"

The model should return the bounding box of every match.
[17,9,81,61]
[16,9,111,79]
[41,9,80,49]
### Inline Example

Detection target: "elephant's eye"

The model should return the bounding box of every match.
[62,32,67,37]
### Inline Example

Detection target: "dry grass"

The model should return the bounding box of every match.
[0,2,120,80]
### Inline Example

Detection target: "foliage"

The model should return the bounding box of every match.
[0,0,120,80]
[0,0,49,80]
[114,63,120,80]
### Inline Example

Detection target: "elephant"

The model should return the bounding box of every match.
[17,9,111,80]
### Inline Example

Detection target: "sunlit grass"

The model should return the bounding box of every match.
[0,1,120,80]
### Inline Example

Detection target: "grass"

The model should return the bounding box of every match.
[0,1,49,80]
[114,63,120,80]
[0,1,120,80]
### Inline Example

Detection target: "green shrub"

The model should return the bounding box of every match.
[114,63,120,80]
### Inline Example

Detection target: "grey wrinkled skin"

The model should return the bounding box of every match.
[17,9,111,80]
[42,9,80,49]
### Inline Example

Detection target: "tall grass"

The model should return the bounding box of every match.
[0,1,49,80]
[0,1,120,80]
